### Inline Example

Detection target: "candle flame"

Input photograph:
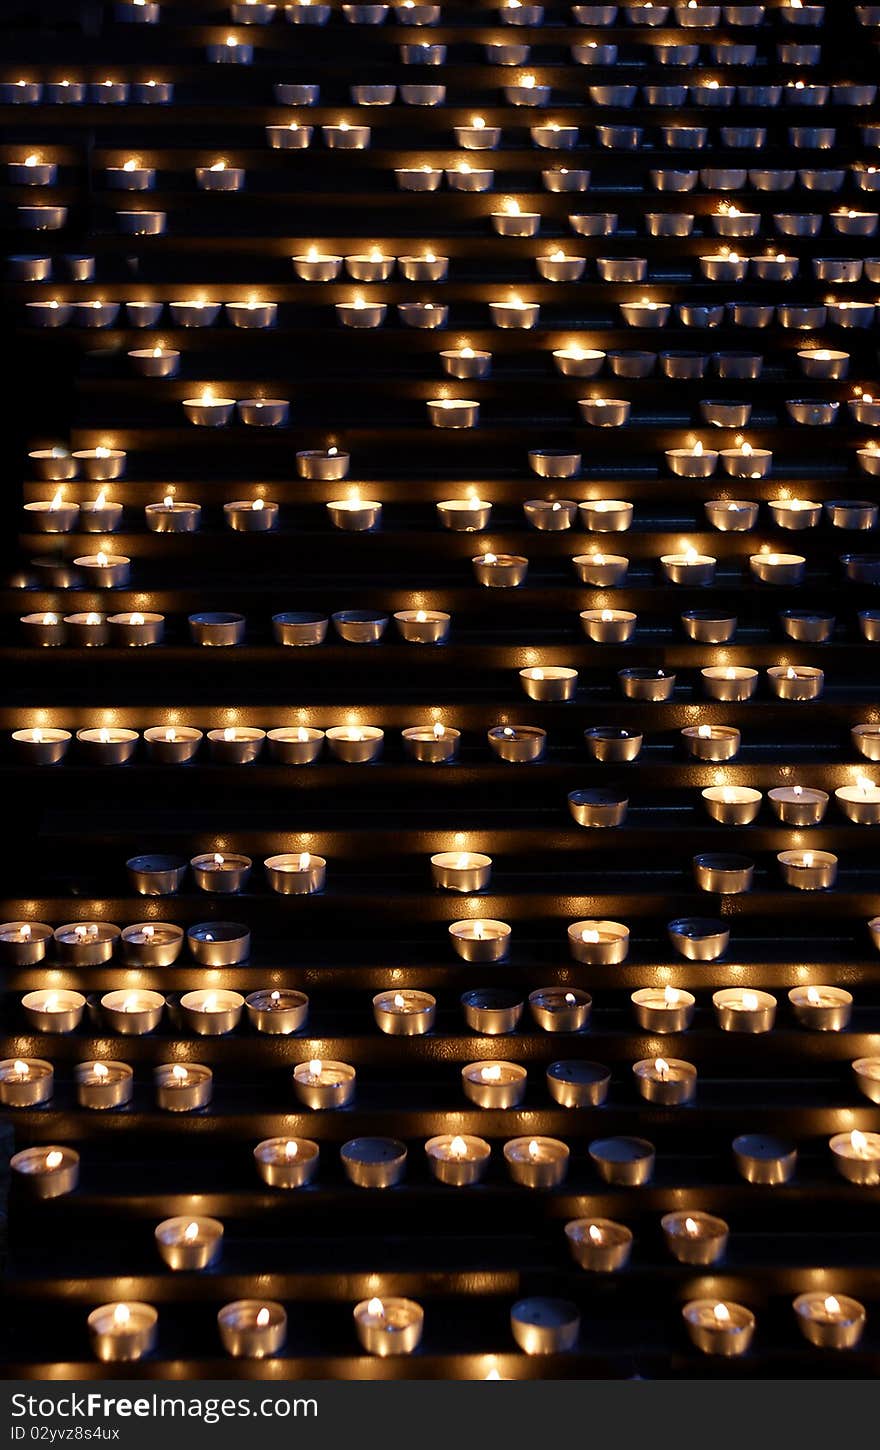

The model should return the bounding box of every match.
[655,1058,669,1079]
[713,1303,730,1325]
[113,1304,131,1327]
[527,1139,540,1160]
[367,1298,384,1319]
[46,1150,63,1170]
[256,1307,270,1327]
[588,1224,603,1244]
[824,1296,841,1317]
[685,1217,699,1235]
[450,1136,467,1158]
[851,1129,868,1155]
[308,1059,322,1078]
[284,1140,298,1159]
[481,1064,502,1082]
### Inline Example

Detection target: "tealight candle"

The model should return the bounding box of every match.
[187,922,251,965]
[218,1302,287,1358]
[831,1129,880,1185]
[794,1294,866,1351]
[769,785,829,825]
[293,249,342,281]
[662,1211,729,1265]
[713,988,777,1033]
[74,1060,134,1110]
[619,669,676,702]
[529,988,591,1033]
[553,346,606,377]
[428,399,479,429]
[327,495,381,531]
[79,490,122,533]
[354,1298,424,1357]
[21,989,87,1033]
[182,392,236,427]
[143,727,203,764]
[129,348,180,378]
[11,728,71,763]
[719,442,772,478]
[101,988,165,1035]
[72,447,125,481]
[572,554,629,587]
[440,348,491,379]
[701,666,758,701]
[682,725,740,761]
[704,500,759,532]
[12,1146,79,1199]
[66,613,109,646]
[634,1057,697,1105]
[631,986,696,1033]
[750,553,807,585]
[154,1062,213,1111]
[245,989,309,1034]
[24,495,80,533]
[660,549,717,586]
[431,850,491,891]
[547,1059,610,1108]
[264,852,326,894]
[155,1217,223,1273]
[683,1300,755,1357]
[568,789,628,828]
[191,851,252,894]
[768,665,823,701]
[237,401,287,428]
[54,921,119,964]
[325,726,384,763]
[206,726,264,761]
[580,608,636,643]
[73,553,130,589]
[296,448,350,480]
[121,922,184,966]
[87,1303,158,1364]
[526,500,577,531]
[504,1136,569,1188]
[488,725,546,763]
[565,1220,633,1272]
[323,122,371,149]
[0,1058,53,1106]
[425,1134,491,1186]
[341,1137,407,1188]
[449,919,510,961]
[372,990,436,1036]
[778,849,837,890]
[394,610,451,645]
[170,300,222,328]
[519,666,576,701]
[693,853,754,894]
[461,988,523,1036]
[462,1060,526,1107]
[292,1059,356,1108]
[835,777,880,824]
[254,1137,319,1188]
[853,724,880,760]
[666,442,720,478]
[109,613,165,648]
[179,989,245,1035]
[145,496,200,533]
[788,984,852,1031]
[589,1136,655,1187]
[346,252,393,282]
[510,1299,580,1356]
[567,920,629,964]
[266,726,325,763]
[196,161,245,191]
[437,495,492,531]
[29,448,77,481]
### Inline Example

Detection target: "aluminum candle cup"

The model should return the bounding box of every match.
[768,500,821,531]
[733,1133,797,1185]
[326,727,384,763]
[29,450,77,482]
[778,850,838,890]
[504,1137,570,1188]
[341,1137,407,1188]
[568,790,628,828]
[437,497,492,531]
[701,667,758,702]
[589,1137,655,1187]
[394,611,451,644]
[526,500,577,532]
[449,920,510,962]
[265,853,326,894]
[72,449,126,481]
[127,854,188,895]
[580,609,636,644]
[88,1303,158,1363]
[0,1058,53,1106]
[373,990,436,1035]
[190,614,246,647]
[547,1060,610,1108]
[853,1059,880,1103]
[713,989,777,1033]
[246,990,309,1034]
[121,923,184,967]
[130,350,181,379]
[73,554,130,589]
[218,1302,287,1359]
[836,779,880,824]
[155,1217,223,1272]
[101,989,165,1035]
[0,922,52,965]
[720,446,772,478]
[634,1057,697,1105]
[693,854,753,894]
[705,500,758,533]
[831,1131,880,1185]
[683,1301,755,1357]
[354,1299,424,1357]
[584,728,642,763]
[22,989,86,1033]
[180,990,245,1035]
[12,1146,79,1199]
[54,922,119,965]
[191,852,252,894]
[578,398,631,427]
[143,727,203,764]
[74,1061,133,1110]
[853,725,880,760]
[224,500,279,530]
[461,989,523,1035]
[619,670,675,702]
[682,726,740,762]
[565,1220,633,1272]
[402,725,460,763]
[24,500,80,534]
[154,1063,213,1112]
[511,1299,580,1356]
[296,449,350,481]
[266,728,325,764]
[788,985,852,1031]
[108,613,164,647]
[327,498,382,531]
[431,852,492,892]
[519,667,577,702]
[272,614,328,647]
[187,923,250,965]
[529,988,591,1033]
[781,612,834,644]
[462,1061,526,1107]
[573,553,630,588]
[425,1134,491,1186]
[292,1060,356,1109]
[768,787,828,825]
[667,447,720,479]
[751,552,808,587]
[662,1211,729,1265]
[487,726,546,763]
[12,726,71,761]
[145,499,200,533]
[632,987,696,1033]
[826,502,878,531]
[793,1294,866,1350]
[473,553,526,586]
[553,347,606,377]
[63,614,109,648]
[254,1138,319,1188]
[207,728,265,763]
[567,920,629,965]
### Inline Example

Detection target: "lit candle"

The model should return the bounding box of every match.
[425,1134,491,1186]
[218,1301,286,1357]
[326,490,382,531]
[325,725,384,762]
[292,1059,356,1108]
[0,1057,54,1106]
[431,850,492,891]
[719,440,772,477]
[182,389,236,426]
[835,776,880,824]
[179,989,246,1034]
[701,665,758,701]
[504,1136,570,1188]
[254,1137,320,1188]
[462,1060,527,1107]
[100,988,166,1035]
[767,664,823,701]
[353,1297,424,1356]
[567,920,629,964]
[54,919,120,962]
[245,989,309,1034]
[660,545,717,586]
[662,1211,729,1265]
[683,1300,755,1357]
[490,197,541,236]
[633,1056,697,1105]
[155,1217,224,1271]
[11,1145,79,1198]
[437,493,492,530]
[372,990,437,1034]
[565,1219,633,1271]
[528,988,592,1033]
[21,988,87,1032]
[448,918,511,961]
[402,722,460,762]
[713,988,777,1032]
[264,852,326,894]
[768,784,828,824]
[794,1294,866,1350]
[631,985,696,1033]
[154,1062,213,1112]
[778,849,837,890]
[830,1129,880,1184]
[74,1060,134,1110]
